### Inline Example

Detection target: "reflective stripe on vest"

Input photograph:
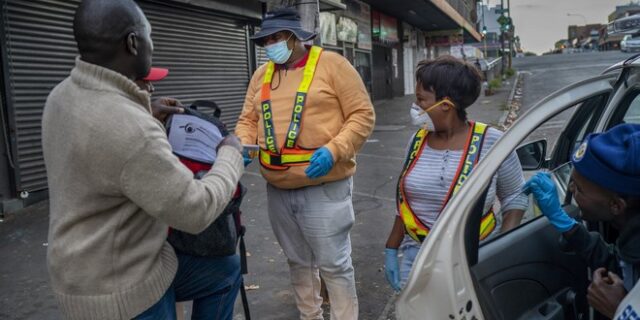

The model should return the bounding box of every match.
[259,148,314,171]
[397,121,497,243]
[259,46,323,170]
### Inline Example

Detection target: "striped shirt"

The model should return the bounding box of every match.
[400,126,528,247]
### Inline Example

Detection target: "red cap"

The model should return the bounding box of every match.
[143,67,169,81]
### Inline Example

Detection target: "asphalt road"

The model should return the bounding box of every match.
[513,51,630,153]
[515,51,629,113]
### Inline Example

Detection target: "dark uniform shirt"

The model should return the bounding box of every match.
[563,212,640,290]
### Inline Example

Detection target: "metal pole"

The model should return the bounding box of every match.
[482,4,487,57]
[484,36,488,58]
[507,0,512,69]
[500,0,505,78]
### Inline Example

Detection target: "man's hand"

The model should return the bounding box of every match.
[305,147,334,179]
[151,97,184,122]
[218,134,243,153]
[588,268,627,319]
[523,172,577,232]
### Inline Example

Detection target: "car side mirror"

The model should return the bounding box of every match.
[517,140,547,171]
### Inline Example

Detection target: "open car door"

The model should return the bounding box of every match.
[396,72,618,320]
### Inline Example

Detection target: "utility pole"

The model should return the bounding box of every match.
[500,0,506,78]
[481,4,487,58]
[507,0,512,69]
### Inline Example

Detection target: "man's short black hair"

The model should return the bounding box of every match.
[415,55,482,121]
[73,0,147,58]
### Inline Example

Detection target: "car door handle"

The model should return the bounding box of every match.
[518,300,563,320]
[537,301,564,320]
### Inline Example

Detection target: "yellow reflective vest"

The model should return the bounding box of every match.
[397,121,497,243]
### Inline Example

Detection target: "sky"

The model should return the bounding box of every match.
[499,0,631,54]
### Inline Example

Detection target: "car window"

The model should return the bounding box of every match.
[608,90,640,129]
[480,94,608,245]
[549,93,608,168]
[622,94,640,125]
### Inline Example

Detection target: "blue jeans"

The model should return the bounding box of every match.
[135,253,241,320]
[399,244,420,288]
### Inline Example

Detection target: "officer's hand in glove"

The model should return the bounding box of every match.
[523,172,577,232]
[305,147,334,179]
[384,248,401,292]
[242,155,253,167]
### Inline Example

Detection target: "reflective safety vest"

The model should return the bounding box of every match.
[397,121,497,243]
[259,46,323,171]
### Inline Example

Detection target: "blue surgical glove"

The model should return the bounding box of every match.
[384,248,402,292]
[523,172,577,232]
[305,147,334,179]
[243,155,253,167]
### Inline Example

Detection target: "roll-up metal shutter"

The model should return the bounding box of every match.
[2,0,257,194]
[256,44,269,67]
[139,1,252,128]
[2,0,80,193]
[253,26,270,67]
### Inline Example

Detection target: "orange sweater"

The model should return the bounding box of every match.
[236,50,375,189]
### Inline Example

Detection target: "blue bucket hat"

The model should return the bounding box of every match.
[572,123,640,196]
[251,8,317,45]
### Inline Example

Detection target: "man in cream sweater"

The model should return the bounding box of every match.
[41,1,244,319]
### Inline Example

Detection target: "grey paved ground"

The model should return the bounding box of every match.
[1,50,627,320]
[0,82,513,320]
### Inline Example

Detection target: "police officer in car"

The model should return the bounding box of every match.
[524,123,640,319]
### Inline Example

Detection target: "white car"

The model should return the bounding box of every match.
[395,53,640,319]
[621,35,640,52]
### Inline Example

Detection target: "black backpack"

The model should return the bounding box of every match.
[165,100,246,257]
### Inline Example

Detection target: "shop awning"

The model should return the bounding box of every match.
[363,0,482,42]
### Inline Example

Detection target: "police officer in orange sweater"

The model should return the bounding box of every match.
[235,8,375,320]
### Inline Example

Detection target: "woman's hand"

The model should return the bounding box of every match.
[385,248,401,292]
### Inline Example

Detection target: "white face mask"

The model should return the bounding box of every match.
[409,99,456,131]
[410,103,432,127]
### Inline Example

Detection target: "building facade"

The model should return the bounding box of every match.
[0,0,265,211]
[0,0,480,212]
[609,2,640,22]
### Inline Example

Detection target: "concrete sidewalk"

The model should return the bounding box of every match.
[0,84,514,320]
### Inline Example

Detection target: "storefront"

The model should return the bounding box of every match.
[371,10,403,100]
[0,0,262,209]
[425,29,465,59]
[319,0,373,93]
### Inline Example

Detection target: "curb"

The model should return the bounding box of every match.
[499,72,525,130]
